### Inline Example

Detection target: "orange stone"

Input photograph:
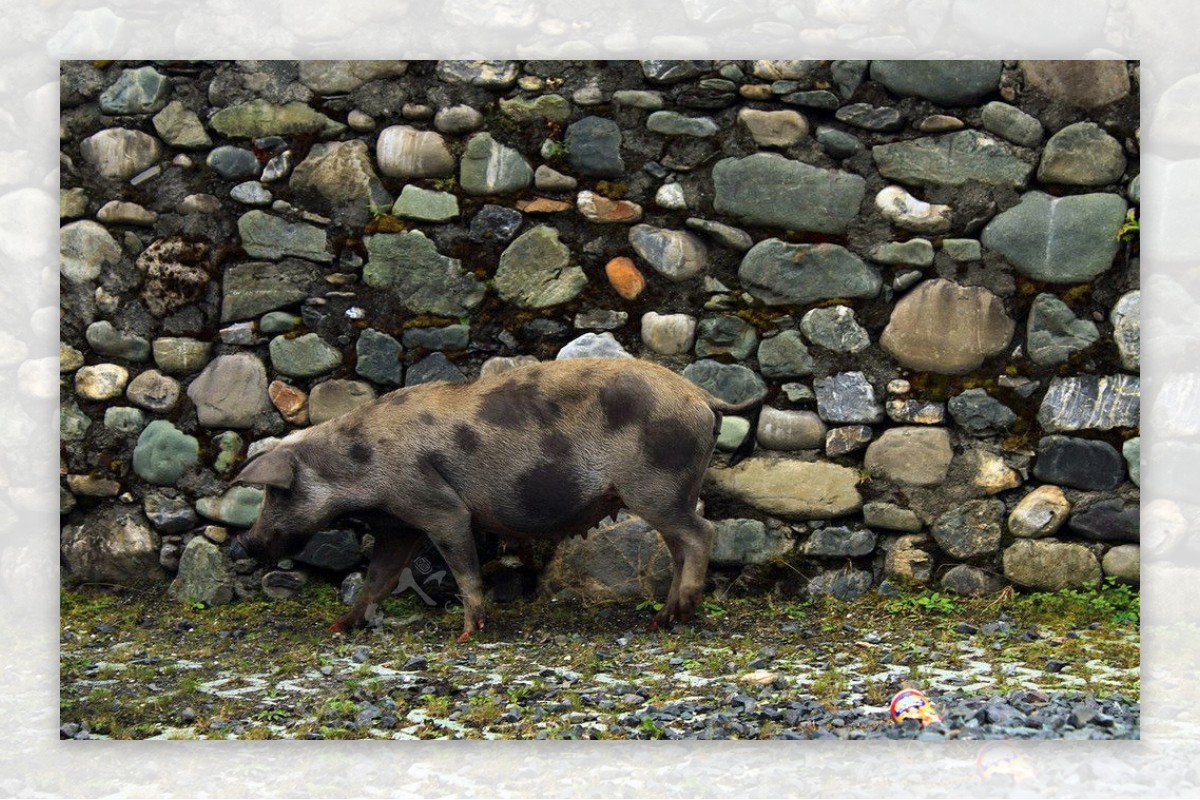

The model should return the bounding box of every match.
[577,191,643,224]
[269,379,309,425]
[516,197,572,214]
[605,257,646,301]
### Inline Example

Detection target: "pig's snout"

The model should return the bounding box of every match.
[229,534,251,561]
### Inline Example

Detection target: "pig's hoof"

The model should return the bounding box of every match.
[456,629,473,644]
[330,621,345,634]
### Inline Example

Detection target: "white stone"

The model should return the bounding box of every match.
[875,185,952,234]
[655,183,687,210]
[641,312,698,355]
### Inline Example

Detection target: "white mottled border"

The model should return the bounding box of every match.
[4,0,1195,796]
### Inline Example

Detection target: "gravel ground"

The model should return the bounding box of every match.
[59,585,1139,741]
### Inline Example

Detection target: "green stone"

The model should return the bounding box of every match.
[210,99,345,139]
[364,230,485,316]
[739,239,881,306]
[61,400,92,442]
[99,66,171,114]
[152,337,213,375]
[460,133,533,195]
[196,486,264,528]
[259,312,302,334]
[212,431,244,475]
[104,406,146,434]
[392,185,459,222]
[221,258,321,321]
[713,153,865,234]
[1123,437,1140,486]
[236,212,332,263]
[758,331,815,378]
[942,238,982,261]
[716,416,751,451]
[872,130,1033,189]
[169,536,234,607]
[494,225,588,309]
[355,328,404,386]
[870,239,934,266]
[499,94,571,123]
[132,420,200,486]
[269,333,342,378]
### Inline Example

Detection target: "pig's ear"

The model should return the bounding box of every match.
[233,448,295,489]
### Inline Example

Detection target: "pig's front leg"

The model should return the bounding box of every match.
[332,529,423,633]
[422,511,486,643]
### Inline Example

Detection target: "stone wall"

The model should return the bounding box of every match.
[58,59,1140,608]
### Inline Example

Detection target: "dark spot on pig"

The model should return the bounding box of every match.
[418,411,435,425]
[454,424,481,453]
[386,391,409,406]
[540,431,574,461]
[349,442,373,463]
[642,418,701,472]
[599,373,656,429]
[517,462,583,525]
[479,380,562,429]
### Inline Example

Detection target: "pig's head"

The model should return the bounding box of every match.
[229,443,332,562]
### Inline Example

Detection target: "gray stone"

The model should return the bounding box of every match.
[152,337,212,375]
[755,407,825,451]
[262,570,308,600]
[152,101,211,149]
[210,100,345,139]
[132,420,200,486]
[682,360,766,406]
[628,225,707,282]
[685,218,754,252]
[647,111,719,137]
[237,211,332,263]
[1111,291,1140,372]
[870,239,934,266]
[942,239,982,261]
[308,380,377,425]
[835,103,904,131]
[126,369,181,413]
[375,125,455,179]
[1123,437,1140,486]
[534,165,577,192]
[1020,60,1131,109]
[364,230,485,316]
[96,200,157,226]
[104,406,146,435]
[143,493,199,534]
[739,240,880,306]
[757,331,814,379]
[356,329,403,386]
[295,529,362,571]
[864,427,953,487]
[981,191,1127,283]
[169,536,235,607]
[434,104,483,135]
[816,127,862,158]
[566,116,625,178]
[291,140,389,218]
[947,389,1017,436]
[863,502,922,533]
[940,564,1007,597]
[880,279,1014,374]
[716,416,751,452]
[1038,122,1127,186]
[1027,293,1100,367]
[298,60,408,93]
[1003,539,1101,591]
[470,204,524,243]
[556,332,632,360]
[825,425,873,457]
[808,568,873,600]
[1128,175,1140,204]
[886,399,947,425]
[695,315,757,360]
[230,181,272,206]
[707,457,862,520]
[872,130,1033,189]
[85,321,150,362]
[206,146,259,180]
[80,128,162,180]
[1032,435,1125,491]
[401,325,470,352]
[60,220,122,283]
[196,486,264,528]
[641,60,712,83]
[75,363,129,401]
[406,353,466,386]
[221,259,319,322]
[870,60,1002,106]
[574,309,627,331]
[738,108,808,147]
[1037,375,1140,432]
[495,225,587,309]
[460,133,533,195]
[1067,499,1139,543]
[804,526,876,558]
[814,372,883,424]
[932,499,1005,560]
[436,60,520,87]
[640,312,697,356]
[713,154,866,234]
[980,102,1043,147]
[61,507,163,586]
[393,185,459,222]
[613,90,665,110]
[269,334,343,379]
[710,519,792,567]
[831,60,869,96]
[885,535,934,584]
[256,311,297,336]
[540,516,672,604]
[1102,544,1139,584]
[800,306,870,353]
[187,354,270,429]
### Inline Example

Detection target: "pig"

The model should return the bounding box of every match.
[231,357,762,642]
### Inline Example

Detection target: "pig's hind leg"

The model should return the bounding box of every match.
[332,528,423,633]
